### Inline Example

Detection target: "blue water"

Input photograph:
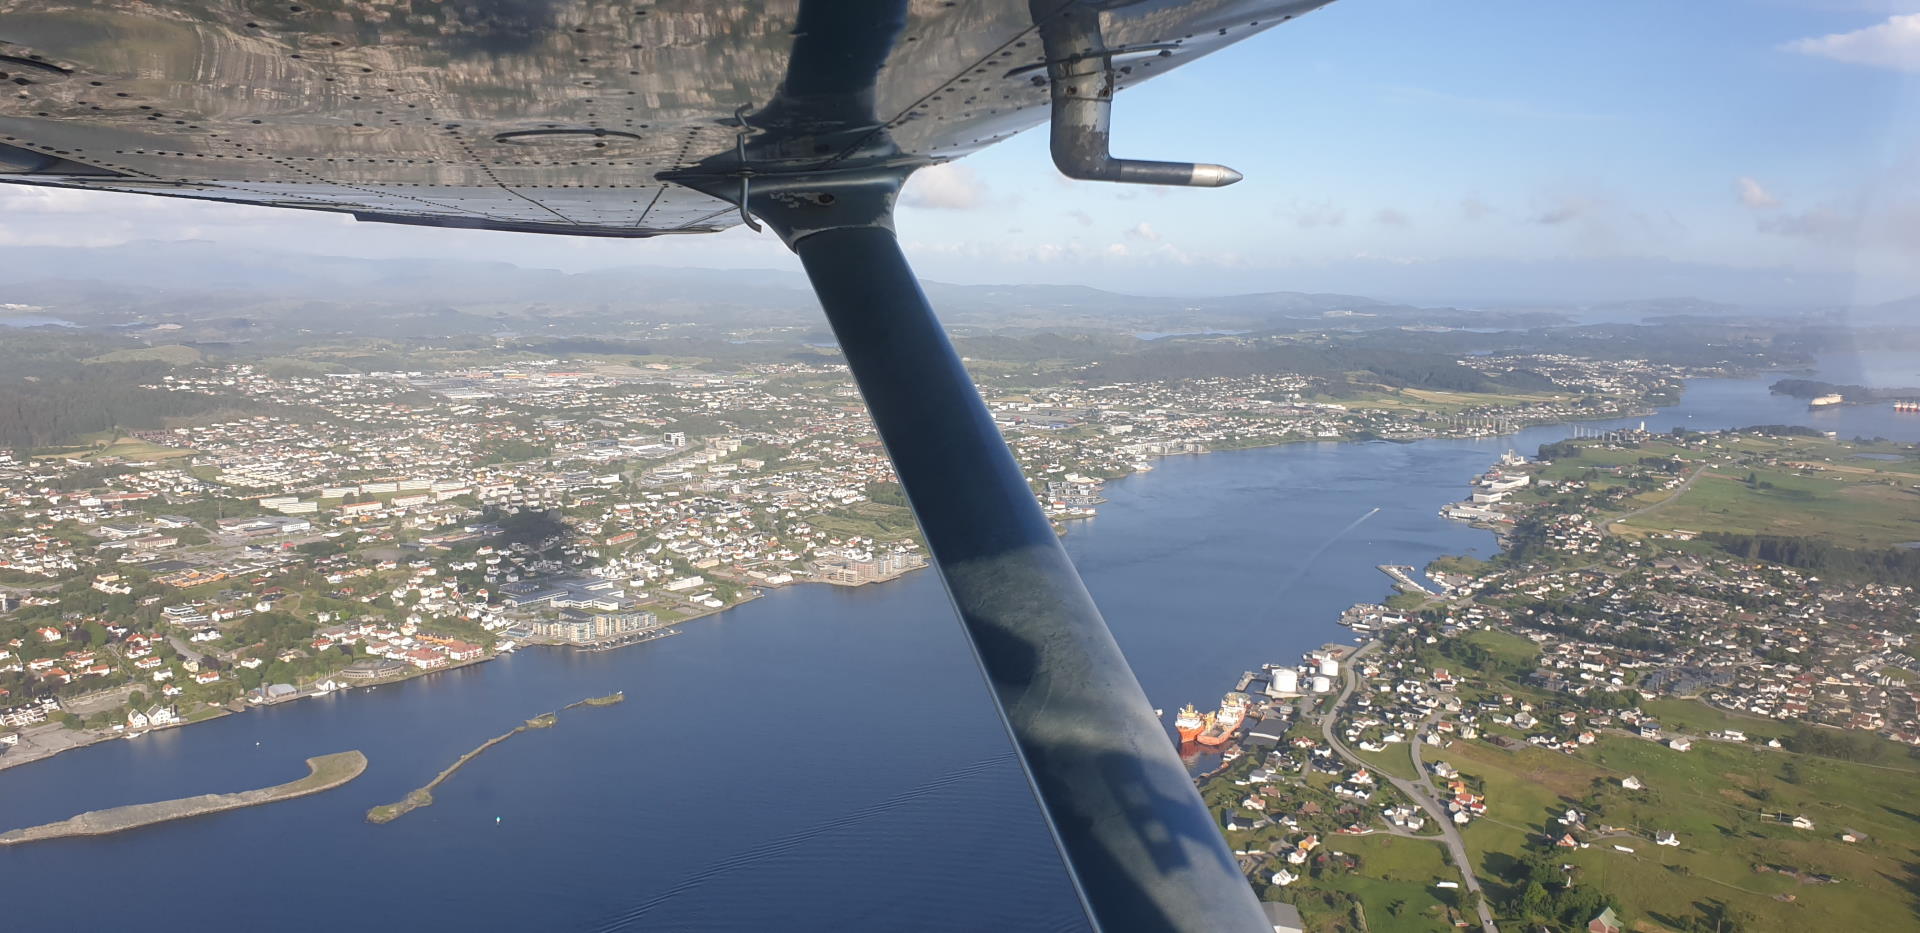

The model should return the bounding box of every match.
[0,314,78,328]
[2,369,1916,930]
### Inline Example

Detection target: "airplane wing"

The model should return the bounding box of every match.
[1,4,1340,932]
[0,0,1328,234]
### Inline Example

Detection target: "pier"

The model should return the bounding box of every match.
[1377,564,1437,596]
[367,693,624,824]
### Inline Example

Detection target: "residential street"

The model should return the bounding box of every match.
[1317,641,1499,933]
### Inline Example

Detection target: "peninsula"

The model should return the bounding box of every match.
[0,750,366,845]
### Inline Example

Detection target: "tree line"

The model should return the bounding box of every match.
[1705,532,1920,588]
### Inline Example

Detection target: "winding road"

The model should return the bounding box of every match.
[1317,641,1499,933]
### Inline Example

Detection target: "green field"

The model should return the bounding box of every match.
[1287,833,1466,933]
[1621,467,1920,547]
[84,344,203,365]
[1338,386,1568,417]
[39,434,195,461]
[1351,744,1419,781]
[1456,630,1542,669]
[1533,434,1920,548]
[1440,724,1920,933]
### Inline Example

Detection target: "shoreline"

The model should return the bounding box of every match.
[0,386,1690,777]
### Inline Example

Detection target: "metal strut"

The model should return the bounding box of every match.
[731,104,763,232]
[733,171,1271,933]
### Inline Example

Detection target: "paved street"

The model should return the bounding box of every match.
[1317,641,1499,933]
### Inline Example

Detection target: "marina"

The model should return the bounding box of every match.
[1377,564,1437,596]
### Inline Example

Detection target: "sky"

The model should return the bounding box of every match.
[2,0,1917,307]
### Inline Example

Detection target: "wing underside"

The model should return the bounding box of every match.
[0,0,1328,235]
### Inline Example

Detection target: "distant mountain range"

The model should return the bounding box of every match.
[0,240,1910,339]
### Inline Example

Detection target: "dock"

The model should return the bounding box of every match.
[1377,564,1436,596]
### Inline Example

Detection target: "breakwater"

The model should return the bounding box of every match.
[367,692,623,824]
[0,751,366,845]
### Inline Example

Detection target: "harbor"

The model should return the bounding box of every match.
[1170,643,1362,773]
[1377,564,1437,596]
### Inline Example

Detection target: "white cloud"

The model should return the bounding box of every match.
[1066,209,1093,227]
[1459,197,1494,222]
[1124,221,1161,241]
[1759,205,1856,243]
[1784,13,1920,71]
[1278,200,1345,228]
[900,162,988,209]
[1736,176,1780,209]
[1373,208,1410,226]
[1532,198,1588,225]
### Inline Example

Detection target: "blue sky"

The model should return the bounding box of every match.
[4,0,1916,306]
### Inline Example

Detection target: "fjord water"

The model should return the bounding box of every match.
[3,368,1916,931]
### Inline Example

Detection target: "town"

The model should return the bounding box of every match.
[1191,428,1920,933]
[0,346,1695,773]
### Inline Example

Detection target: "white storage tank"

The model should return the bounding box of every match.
[1268,667,1300,697]
[1317,656,1340,678]
[1310,675,1333,694]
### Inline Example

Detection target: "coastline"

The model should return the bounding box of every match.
[0,586,767,775]
[0,387,1682,777]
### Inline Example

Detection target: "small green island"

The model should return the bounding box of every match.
[1,751,367,845]
[367,693,623,824]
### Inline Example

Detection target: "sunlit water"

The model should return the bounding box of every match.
[3,365,1916,931]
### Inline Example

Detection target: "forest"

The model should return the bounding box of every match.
[0,332,243,450]
[1704,532,1920,587]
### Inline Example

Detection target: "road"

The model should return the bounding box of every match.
[1601,465,1706,535]
[1318,641,1499,933]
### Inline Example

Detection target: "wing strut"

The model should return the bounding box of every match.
[741,170,1271,933]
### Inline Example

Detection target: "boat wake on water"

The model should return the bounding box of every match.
[592,752,1020,931]
[1167,506,1383,694]
[1270,506,1382,606]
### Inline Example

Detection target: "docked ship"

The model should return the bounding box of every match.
[1809,393,1844,408]
[1196,692,1250,746]
[1896,401,1919,413]
[1174,704,1207,743]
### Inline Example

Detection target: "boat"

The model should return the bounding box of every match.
[1174,704,1207,743]
[1809,393,1844,408]
[1196,692,1250,746]
[1896,401,1919,413]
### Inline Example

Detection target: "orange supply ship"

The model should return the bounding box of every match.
[1196,692,1250,746]
[1174,704,1207,743]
